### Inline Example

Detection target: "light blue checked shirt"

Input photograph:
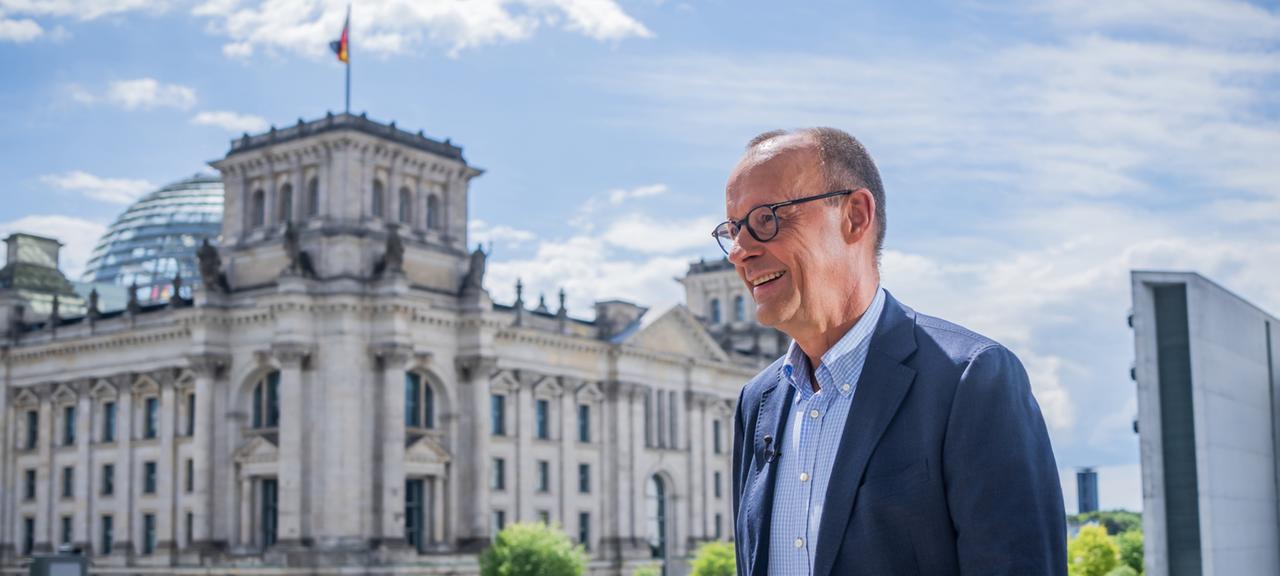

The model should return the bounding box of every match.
[768,286,885,575]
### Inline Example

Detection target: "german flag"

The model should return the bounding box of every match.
[329,8,349,63]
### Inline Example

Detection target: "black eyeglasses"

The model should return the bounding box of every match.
[712,189,854,255]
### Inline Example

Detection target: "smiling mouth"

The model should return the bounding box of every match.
[750,271,786,287]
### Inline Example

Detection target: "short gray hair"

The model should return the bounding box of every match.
[746,127,887,262]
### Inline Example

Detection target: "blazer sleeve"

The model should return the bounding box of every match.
[943,344,1067,576]
[731,385,750,576]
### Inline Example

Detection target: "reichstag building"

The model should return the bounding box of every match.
[0,113,782,575]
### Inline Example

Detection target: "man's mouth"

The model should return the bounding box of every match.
[750,270,786,287]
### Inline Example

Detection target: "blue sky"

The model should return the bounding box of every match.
[4,0,1280,513]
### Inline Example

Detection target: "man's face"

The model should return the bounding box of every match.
[724,138,855,333]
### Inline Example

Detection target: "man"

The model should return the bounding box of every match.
[722,128,1066,576]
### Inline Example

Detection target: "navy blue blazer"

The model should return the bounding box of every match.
[732,291,1066,576]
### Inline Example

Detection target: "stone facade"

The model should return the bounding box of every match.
[0,114,758,575]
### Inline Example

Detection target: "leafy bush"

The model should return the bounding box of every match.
[690,541,735,576]
[480,522,586,576]
[1103,566,1138,576]
[1069,510,1142,535]
[1068,524,1119,576]
[1116,530,1143,574]
[632,564,662,576]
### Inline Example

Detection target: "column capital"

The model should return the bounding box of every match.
[185,352,231,378]
[614,381,650,399]
[270,342,312,367]
[369,342,414,367]
[685,390,718,407]
[454,355,498,382]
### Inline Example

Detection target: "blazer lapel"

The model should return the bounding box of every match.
[813,292,919,576]
[748,366,794,576]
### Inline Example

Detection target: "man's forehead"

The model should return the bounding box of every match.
[726,137,821,210]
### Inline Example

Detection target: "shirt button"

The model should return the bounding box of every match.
[794,537,804,548]
[809,409,820,419]
[841,383,851,393]
[800,472,810,482]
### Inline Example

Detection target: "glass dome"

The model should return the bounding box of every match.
[82,174,224,303]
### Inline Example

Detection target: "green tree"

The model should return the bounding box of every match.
[690,541,736,576]
[1068,524,1119,576]
[632,564,662,576]
[1069,510,1142,535]
[1116,530,1143,574]
[1104,566,1138,576]
[480,522,586,576]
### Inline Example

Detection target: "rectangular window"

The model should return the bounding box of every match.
[25,410,38,450]
[144,461,157,494]
[714,471,722,499]
[535,398,550,440]
[715,513,723,539]
[63,405,77,446]
[100,515,114,555]
[24,469,36,500]
[260,478,279,548]
[490,395,506,436]
[577,405,590,443]
[537,510,550,524]
[143,513,156,555]
[405,373,422,427]
[62,466,74,498]
[185,512,194,548]
[578,511,590,551]
[61,515,73,545]
[492,510,506,535]
[144,397,159,439]
[186,393,196,436]
[713,419,723,454]
[537,460,550,493]
[491,457,506,491]
[102,464,115,496]
[578,463,590,494]
[186,458,195,493]
[23,517,35,556]
[102,401,116,442]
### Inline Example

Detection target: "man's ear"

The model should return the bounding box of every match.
[844,188,874,243]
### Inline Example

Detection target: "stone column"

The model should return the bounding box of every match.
[156,376,178,554]
[515,377,533,522]
[558,381,575,526]
[453,355,495,551]
[239,479,252,547]
[629,384,648,547]
[36,394,52,552]
[687,392,708,543]
[74,385,92,549]
[115,376,134,556]
[431,474,445,544]
[0,386,11,556]
[372,343,411,548]
[186,353,228,552]
[272,344,308,547]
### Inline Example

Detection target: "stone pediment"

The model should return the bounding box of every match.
[623,305,729,363]
[234,434,280,465]
[406,435,451,464]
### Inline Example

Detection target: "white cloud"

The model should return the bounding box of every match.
[601,214,719,254]
[0,215,107,278]
[41,171,154,204]
[608,183,667,204]
[106,78,197,110]
[191,110,269,133]
[469,219,537,249]
[191,0,651,59]
[0,0,165,21]
[1039,0,1280,45]
[0,16,42,42]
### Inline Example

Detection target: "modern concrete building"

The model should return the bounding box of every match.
[1077,467,1098,515]
[1131,271,1280,576]
[0,113,760,575]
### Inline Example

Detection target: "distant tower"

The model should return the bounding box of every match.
[1077,467,1099,514]
[679,257,787,362]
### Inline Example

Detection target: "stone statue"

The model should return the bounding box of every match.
[460,243,487,294]
[283,222,316,278]
[372,228,405,279]
[169,273,184,307]
[88,288,101,320]
[197,238,230,293]
[127,282,141,315]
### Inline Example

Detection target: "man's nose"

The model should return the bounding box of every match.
[727,228,761,265]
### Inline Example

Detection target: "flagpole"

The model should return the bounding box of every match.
[345,4,351,114]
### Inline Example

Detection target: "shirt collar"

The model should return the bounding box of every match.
[782,285,886,398]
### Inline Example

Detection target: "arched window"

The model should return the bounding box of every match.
[251,190,266,228]
[398,187,412,224]
[405,373,435,429]
[307,177,320,216]
[645,475,667,561]
[251,372,280,429]
[709,298,721,325]
[372,179,385,218]
[426,194,440,230]
[734,295,745,322]
[278,183,293,223]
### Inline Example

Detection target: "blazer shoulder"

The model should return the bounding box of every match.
[912,310,1008,365]
[738,355,786,405]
